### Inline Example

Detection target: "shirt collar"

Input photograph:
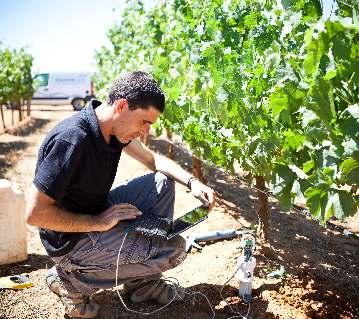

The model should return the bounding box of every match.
[85,99,127,153]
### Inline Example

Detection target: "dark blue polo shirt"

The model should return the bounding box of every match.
[34,99,129,257]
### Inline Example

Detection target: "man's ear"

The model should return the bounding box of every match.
[114,99,128,113]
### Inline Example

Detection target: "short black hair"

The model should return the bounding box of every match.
[107,71,165,113]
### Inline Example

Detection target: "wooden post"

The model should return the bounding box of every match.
[11,105,14,126]
[18,100,23,122]
[26,99,31,117]
[0,104,6,129]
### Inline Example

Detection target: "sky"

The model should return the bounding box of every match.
[0,0,154,73]
[0,0,336,75]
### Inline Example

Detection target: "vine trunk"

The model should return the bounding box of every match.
[255,175,269,242]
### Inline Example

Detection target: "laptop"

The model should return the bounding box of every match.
[127,205,209,240]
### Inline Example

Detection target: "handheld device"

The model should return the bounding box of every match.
[166,205,209,239]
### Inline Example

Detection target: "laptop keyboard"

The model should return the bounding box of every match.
[127,213,172,239]
[171,219,190,233]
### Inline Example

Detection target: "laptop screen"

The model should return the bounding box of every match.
[169,205,209,236]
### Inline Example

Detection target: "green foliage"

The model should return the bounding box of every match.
[95,0,358,222]
[0,44,34,105]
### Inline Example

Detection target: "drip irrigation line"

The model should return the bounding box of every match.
[291,204,359,240]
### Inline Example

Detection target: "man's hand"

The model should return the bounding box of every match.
[190,180,216,211]
[94,203,142,232]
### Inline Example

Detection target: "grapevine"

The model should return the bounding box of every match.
[94,0,359,239]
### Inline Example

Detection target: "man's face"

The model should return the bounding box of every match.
[112,100,160,144]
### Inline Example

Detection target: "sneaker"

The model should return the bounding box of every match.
[45,267,99,319]
[124,278,185,305]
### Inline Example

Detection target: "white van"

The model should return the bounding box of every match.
[32,72,95,110]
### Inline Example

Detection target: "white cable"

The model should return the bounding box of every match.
[183,289,216,319]
[115,231,252,319]
[115,232,215,317]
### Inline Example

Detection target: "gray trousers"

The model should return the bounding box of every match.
[52,172,187,296]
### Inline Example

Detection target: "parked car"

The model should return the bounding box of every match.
[32,72,95,110]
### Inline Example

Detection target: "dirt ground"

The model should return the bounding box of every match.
[0,104,358,319]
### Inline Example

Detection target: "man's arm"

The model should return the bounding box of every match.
[124,139,215,210]
[26,184,142,232]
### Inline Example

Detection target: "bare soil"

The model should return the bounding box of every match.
[0,104,358,319]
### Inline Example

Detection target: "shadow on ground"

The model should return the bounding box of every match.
[0,254,54,277]
[0,117,50,178]
[34,108,75,112]
[5,117,50,136]
[0,140,28,178]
